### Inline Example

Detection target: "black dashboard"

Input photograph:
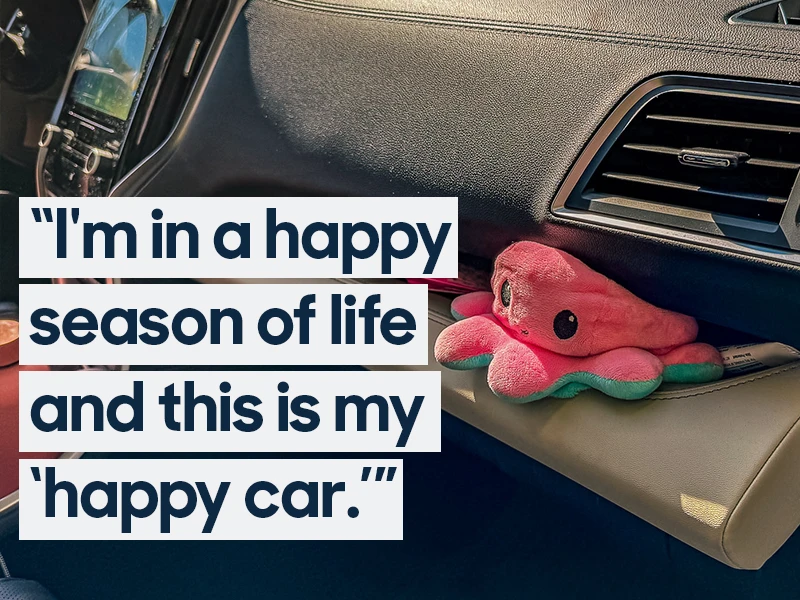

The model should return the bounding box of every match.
[35,0,800,347]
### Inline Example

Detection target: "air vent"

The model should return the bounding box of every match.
[554,77,800,254]
[731,0,800,27]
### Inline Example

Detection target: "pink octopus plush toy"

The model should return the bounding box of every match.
[434,242,724,402]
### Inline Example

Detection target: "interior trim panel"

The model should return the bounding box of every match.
[391,293,800,570]
[193,279,800,569]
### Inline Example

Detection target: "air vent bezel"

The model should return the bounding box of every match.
[730,0,800,29]
[551,75,800,265]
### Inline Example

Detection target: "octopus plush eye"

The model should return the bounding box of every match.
[500,280,512,307]
[553,310,578,339]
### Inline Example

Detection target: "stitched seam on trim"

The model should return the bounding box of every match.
[651,363,800,400]
[276,0,800,53]
[269,2,800,63]
[720,412,800,568]
[263,0,800,61]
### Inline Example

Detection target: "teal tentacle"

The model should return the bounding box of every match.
[440,350,663,402]
[492,371,663,403]
[440,354,493,370]
[662,362,724,384]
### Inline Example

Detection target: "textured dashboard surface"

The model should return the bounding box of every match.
[265,0,800,61]
[140,0,800,345]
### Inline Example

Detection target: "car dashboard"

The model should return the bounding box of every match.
[25,0,800,570]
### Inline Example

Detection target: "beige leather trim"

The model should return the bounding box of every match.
[723,412,800,567]
[400,293,800,569]
[193,278,800,569]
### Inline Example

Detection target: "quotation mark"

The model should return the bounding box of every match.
[31,207,80,223]
[31,207,80,258]
[31,467,41,482]
[349,466,397,519]
[31,207,52,223]
[361,466,397,482]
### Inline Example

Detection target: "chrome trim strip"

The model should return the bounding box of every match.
[67,111,115,134]
[729,0,800,30]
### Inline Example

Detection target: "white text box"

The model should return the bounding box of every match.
[20,370,441,453]
[20,459,402,540]
[19,284,429,366]
[19,197,458,279]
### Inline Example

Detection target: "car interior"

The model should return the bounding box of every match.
[2,0,800,597]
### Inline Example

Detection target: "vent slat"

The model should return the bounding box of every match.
[748,157,800,169]
[622,144,679,157]
[582,192,782,234]
[622,143,800,170]
[563,82,800,249]
[646,114,800,135]
[601,172,788,205]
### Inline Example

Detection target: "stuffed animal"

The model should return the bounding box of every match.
[434,242,723,402]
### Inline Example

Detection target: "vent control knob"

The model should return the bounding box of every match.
[38,123,61,148]
[82,147,116,177]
